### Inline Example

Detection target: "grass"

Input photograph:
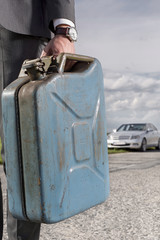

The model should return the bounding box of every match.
[108,148,130,154]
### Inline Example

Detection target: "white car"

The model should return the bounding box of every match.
[107,123,160,151]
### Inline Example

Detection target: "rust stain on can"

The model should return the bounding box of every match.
[50,184,55,191]
[38,177,41,186]
[58,141,65,170]
[60,177,69,208]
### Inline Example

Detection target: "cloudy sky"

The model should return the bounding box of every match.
[75,0,160,131]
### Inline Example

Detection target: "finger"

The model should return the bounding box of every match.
[64,60,76,72]
[40,50,47,58]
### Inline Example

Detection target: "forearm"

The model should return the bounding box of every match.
[41,1,76,57]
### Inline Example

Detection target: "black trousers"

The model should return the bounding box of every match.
[0,25,48,240]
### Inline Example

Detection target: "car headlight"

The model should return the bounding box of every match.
[107,135,112,140]
[131,135,140,139]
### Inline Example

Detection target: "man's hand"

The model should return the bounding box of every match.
[40,35,75,57]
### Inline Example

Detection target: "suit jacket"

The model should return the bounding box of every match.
[0,0,75,38]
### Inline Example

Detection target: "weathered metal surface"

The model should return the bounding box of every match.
[18,80,45,221]
[22,56,53,80]
[0,179,3,240]
[2,54,109,223]
[2,76,30,220]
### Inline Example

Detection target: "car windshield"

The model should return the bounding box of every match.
[117,124,146,132]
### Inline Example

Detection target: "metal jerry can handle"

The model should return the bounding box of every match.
[20,53,95,80]
[56,53,94,74]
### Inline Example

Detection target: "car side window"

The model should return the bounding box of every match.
[151,124,157,131]
[148,124,154,131]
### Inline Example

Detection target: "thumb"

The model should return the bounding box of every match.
[40,50,47,58]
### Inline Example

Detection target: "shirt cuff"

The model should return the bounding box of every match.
[53,18,75,29]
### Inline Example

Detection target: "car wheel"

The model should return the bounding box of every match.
[156,138,160,150]
[140,138,147,152]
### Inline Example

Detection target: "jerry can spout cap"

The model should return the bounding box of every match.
[21,56,53,81]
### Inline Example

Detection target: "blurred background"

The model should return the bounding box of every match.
[75,0,160,132]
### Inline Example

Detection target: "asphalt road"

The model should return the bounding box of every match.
[1,150,160,240]
[109,150,160,172]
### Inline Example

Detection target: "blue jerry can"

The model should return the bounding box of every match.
[2,54,109,223]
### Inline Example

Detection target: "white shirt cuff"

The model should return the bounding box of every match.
[53,18,75,29]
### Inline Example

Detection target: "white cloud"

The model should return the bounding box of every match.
[104,71,160,131]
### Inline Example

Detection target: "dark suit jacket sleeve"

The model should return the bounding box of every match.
[47,0,75,32]
[0,0,75,38]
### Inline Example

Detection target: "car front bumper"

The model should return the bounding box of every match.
[107,139,142,149]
